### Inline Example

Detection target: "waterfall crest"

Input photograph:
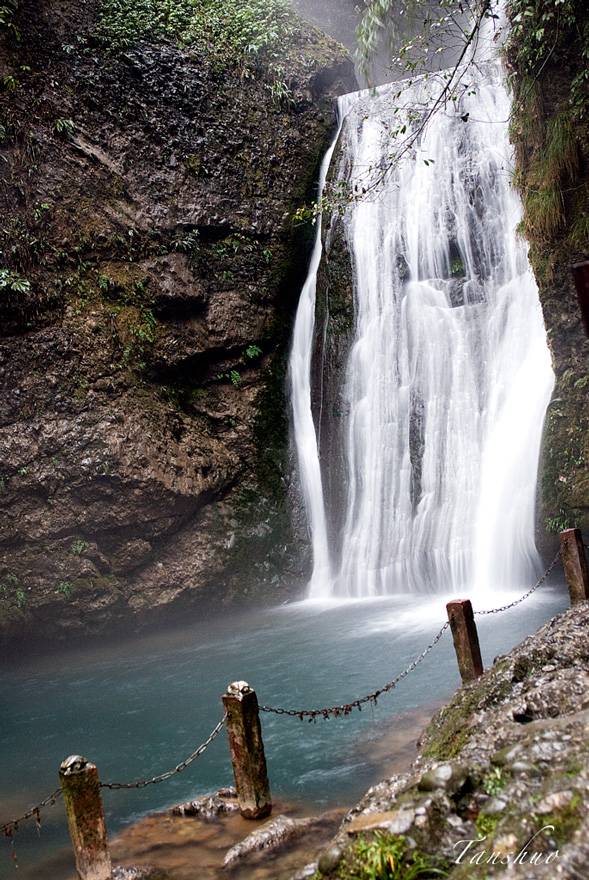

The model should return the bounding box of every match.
[290,57,555,600]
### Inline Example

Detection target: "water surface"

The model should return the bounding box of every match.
[1,579,568,878]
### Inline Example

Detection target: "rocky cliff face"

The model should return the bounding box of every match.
[0,0,356,647]
[505,0,589,553]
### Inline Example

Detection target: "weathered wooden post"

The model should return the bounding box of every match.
[572,261,589,338]
[59,755,111,880]
[222,680,271,819]
[446,599,483,684]
[559,528,589,605]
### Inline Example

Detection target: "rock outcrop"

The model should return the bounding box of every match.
[0,0,356,647]
[302,601,589,880]
[504,0,589,551]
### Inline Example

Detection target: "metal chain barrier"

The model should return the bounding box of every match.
[1,547,564,839]
[101,714,226,790]
[260,548,563,721]
[2,788,62,837]
[260,620,451,721]
[1,716,226,836]
[474,548,562,616]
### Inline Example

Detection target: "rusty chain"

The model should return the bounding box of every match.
[260,549,563,721]
[474,548,562,616]
[1,716,226,835]
[260,620,451,721]
[2,788,62,837]
[101,714,226,790]
[1,548,564,836]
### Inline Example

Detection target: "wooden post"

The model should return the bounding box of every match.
[572,261,589,338]
[446,599,483,683]
[59,755,111,880]
[559,528,589,605]
[222,681,271,820]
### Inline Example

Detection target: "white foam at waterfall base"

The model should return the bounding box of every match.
[290,54,554,602]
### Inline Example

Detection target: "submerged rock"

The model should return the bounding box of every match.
[112,868,171,880]
[224,810,344,867]
[171,788,239,818]
[224,815,311,866]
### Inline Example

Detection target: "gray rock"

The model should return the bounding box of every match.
[317,845,344,873]
[171,788,239,817]
[417,762,468,794]
[295,605,589,880]
[224,815,312,866]
[480,796,507,815]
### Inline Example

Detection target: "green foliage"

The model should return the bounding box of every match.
[475,812,501,840]
[0,268,31,295]
[514,107,580,241]
[71,540,89,555]
[94,0,297,83]
[217,344,262,387]
[0,0,20,40]
[571,214,589,248]
[129,306,156,343]
[356,0,500,85]
[507,0,589,117]
[270,67,294,108]
[482,766,506,796]
[55,580,73,597]
[171,228,200,258]
[217,368,242,387]
[546,509,572,534]
[351,833,448,880]
[536,795,582,843]
[54,118,75,135]
[0,572,26,608]
[449,257,466,278]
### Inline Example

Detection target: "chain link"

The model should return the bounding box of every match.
[2,718,226,834]
[260,548,562,720]
[474,548,562,616]
[2,788,62,837]
[101,714,226,790]
[260,620,450,721]
[0,548,564,832]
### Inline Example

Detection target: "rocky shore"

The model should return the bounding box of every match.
[301,601,589,880]
[108,600,589,879]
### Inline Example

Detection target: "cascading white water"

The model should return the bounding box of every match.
[290,50,555,601]
[288,123,342,593]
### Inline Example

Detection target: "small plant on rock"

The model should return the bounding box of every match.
[353,833,448,880]
[55,580,73,597]
[482,766,506,796]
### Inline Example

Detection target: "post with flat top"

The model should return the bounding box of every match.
[446,599,483,684]
[559,528,589,605]
[59,755,111,880]
[222,680,271,819]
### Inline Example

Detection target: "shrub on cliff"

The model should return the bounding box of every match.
[94,0,297,75]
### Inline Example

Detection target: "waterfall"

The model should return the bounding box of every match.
[290,53,555,600]
[288,118,342,593]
